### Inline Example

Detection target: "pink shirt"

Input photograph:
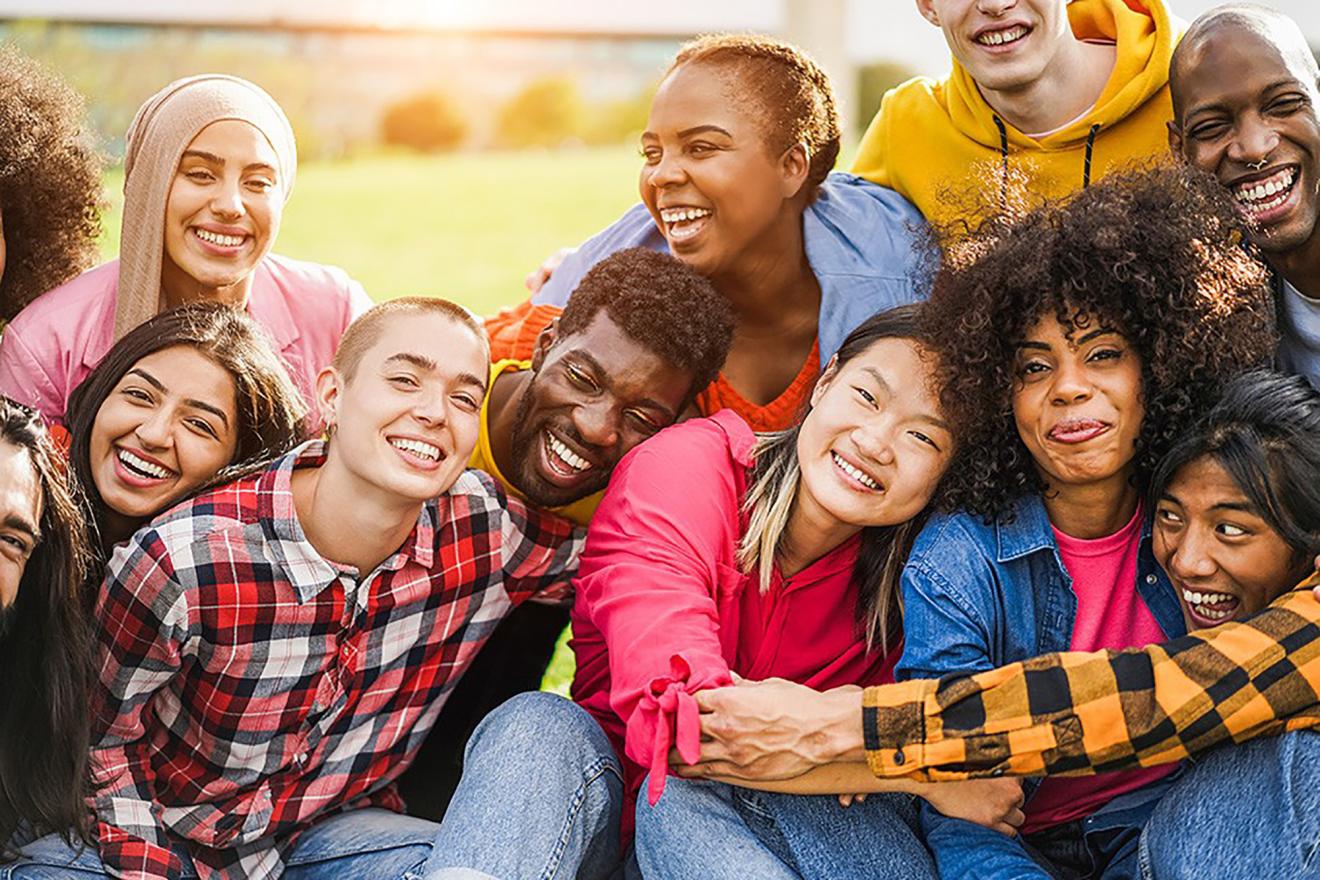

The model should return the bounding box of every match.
[0,256,371,429]
[1023,503,1175,833]
[570,410,899,827]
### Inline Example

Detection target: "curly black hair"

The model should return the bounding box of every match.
[923,166,1278,520]
[557,246,733,399]
[0,46,102,321]
[668,33,840,194]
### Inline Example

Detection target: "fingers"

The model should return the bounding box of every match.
[524,267,549,293]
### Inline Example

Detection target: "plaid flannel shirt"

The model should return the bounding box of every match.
[90,441,582,880]
[863,573,1320,781]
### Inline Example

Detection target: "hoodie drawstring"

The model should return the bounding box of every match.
[1083,123,1101,188]
[993,114,1009,213]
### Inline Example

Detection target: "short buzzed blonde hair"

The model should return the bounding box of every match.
[331,297,488,381]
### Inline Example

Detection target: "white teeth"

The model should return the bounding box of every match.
[1235,168,1295,214]
[117,449,170,479]
[831,452,880,490]
[659,207,712,226]
[1182,587,1239,621]
[977,25,1026,46]
[391,438,440,461]
[546,433,590,472]
[194,228,246,247]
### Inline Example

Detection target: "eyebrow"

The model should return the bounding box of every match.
[1016,327,1119,351]
[2,513,40,544]
[1160,490,1258,515]
[860,366,951,431]
[565,350,677,418]
[677,124,733,139]
[126,368,230,428]
[1185,78,1304,119]
[384,352,488,393]
[180,150,277,174]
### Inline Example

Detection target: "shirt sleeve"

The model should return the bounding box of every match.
[862,579,1320,781]
[483,300,562,363]
[90,536,194,880]
[498,490,584,606]
[532,203,667,307]
[0,322,66,425]
[572,436,739,804]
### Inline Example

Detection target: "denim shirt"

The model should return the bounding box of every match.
[897,493,1186,878]
[533,172,930,363]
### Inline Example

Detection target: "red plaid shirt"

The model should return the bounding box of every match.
[90,441,582,880]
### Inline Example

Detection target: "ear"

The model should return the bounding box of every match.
[809,354,841,409]
[531,318,559,373]
[1167,120,1186,159]
[915,0,940,28]
[780,142,812,199]
[314,366,342,435]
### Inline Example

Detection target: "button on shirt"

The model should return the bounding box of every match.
[90,441,583,880]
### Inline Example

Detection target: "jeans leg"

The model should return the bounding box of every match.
[634,777,799,880]
[1139,732,1320,879]
[0,833,111,880]
[422,692,624,880]
[282,808,438,880]
[758,791,937,880]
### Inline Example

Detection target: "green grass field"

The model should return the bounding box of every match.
[101,147,645,694]
[100,146,642,316]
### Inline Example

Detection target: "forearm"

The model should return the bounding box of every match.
[707,761,924,796]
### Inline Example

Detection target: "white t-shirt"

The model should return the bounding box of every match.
[1278,277,1320,389]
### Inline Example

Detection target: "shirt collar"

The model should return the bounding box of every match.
[995,492,1153,562]
[257,440,439,602]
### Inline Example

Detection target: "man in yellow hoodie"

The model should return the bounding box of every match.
[853,0,1181,230]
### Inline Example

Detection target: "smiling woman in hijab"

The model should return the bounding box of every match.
[0,74,371,429]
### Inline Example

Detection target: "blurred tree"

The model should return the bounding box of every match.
[856,61,917,137]
[496,76,584,149]
[380,90,467,153]
[583,83,655,146]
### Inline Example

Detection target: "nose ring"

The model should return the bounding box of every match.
[1247,158,1270,172]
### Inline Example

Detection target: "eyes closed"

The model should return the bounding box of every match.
[563,363,663,433]
[1186,91,1312,141]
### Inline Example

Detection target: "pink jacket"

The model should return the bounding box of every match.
[0,255,371,428]
[570,409,899,816]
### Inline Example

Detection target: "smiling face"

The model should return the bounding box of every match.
[161,119,283,297]
[1156,456,1310,629]
[795,337,953,532]
[320,311,487,505]
[88,345,239,527]
[1171,24,1320,256]
[0,441,41,610]
[916,0,1072,94]
[1012,313,1144,490]
[638,62,806,278]
[508,313,693,509]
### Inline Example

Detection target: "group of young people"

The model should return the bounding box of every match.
[1,1,1319,878]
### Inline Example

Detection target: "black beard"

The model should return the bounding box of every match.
[0,600,16,646]
[506,385,607,509]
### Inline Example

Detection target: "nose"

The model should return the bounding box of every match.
[644,150,688,191]
[133,408,173,450]
[1049,358,1093,406]
[573,401,620,451]
[977,0,1017,15]
[209,175,245,220]
[411,387,448,428]
[1229,115,1281,168]
[852,417,897,467]
[1166,525,1218,581]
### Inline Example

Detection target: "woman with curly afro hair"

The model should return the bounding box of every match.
[0,46,102,321]
[885,166,1278,879]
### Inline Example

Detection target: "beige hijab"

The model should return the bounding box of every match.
[114,74,298,342]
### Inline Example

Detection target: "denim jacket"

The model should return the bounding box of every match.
[898,493,1186,879]
[533,172,930,363]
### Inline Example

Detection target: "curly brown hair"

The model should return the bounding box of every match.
[923,166,1278,520]
[0,46,102,321]
[668,33,840,194]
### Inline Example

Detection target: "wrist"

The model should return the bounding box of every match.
[816,688,866,763]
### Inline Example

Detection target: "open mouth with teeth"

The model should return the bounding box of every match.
[192,227,250,250]
[975,24,1030,48]
[1232,166,1300,225]
[830,451,883,492]
[1180,586,1242,628]
[658,206,712,244]
[115,447,176,483]
[539,429,596,486]
[389,436,443,468]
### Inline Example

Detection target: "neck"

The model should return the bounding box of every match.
[487,368,529,486]
[100,508,143,552]
[779,488,860,577]
[709,207,820,334]
[980,40,1115,136]
[160,264,253,311]
[291,455,422,574]
[1041,469,1139,539]
[1267,228,1320,300]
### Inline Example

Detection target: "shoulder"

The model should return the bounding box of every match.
[6,261,118,336]
[907,509,998,573]
[258,253,365,311]
[617,411,751,485]
[536,203,666,306]
[879,75,948,119]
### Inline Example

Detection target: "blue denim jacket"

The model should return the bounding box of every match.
[533,172,930,363]
[898,493,1186,879]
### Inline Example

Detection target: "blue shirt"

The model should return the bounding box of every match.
[897,494,1186,878]
[534,172,930,362]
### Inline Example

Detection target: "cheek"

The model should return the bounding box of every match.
[179,437,235,485]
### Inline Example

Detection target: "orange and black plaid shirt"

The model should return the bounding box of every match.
[862,573,1320,781]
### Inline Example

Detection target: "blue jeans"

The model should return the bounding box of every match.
[761,789,936,880]
[1,808,437,879]
[1139,732,1320,879]
[422,691,624,880]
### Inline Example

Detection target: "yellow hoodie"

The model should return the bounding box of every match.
[852,0,1182,231]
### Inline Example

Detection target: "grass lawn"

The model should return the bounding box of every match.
[100,146,643,316]
[101,146,645,694]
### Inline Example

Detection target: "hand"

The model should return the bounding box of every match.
[920,778,1026,837]
[838,793,869,808]
[524,246,576,293]
[673,677,858,782]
